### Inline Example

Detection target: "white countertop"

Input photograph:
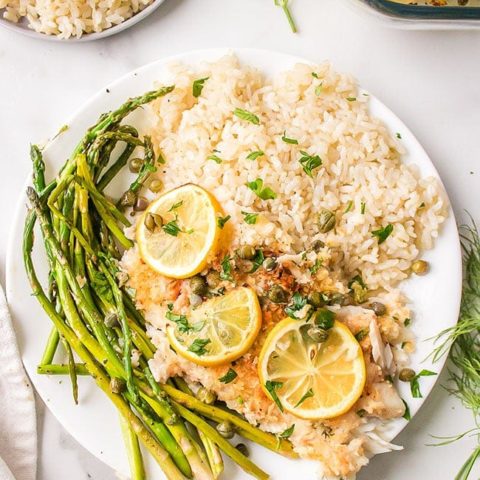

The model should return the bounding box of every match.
[1,0,479,478]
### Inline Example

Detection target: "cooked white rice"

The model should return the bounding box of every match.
[0,0,153,38]
[147,55,447,291]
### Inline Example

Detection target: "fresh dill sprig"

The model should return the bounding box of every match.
[274,0,297,33]
[431,219,480,479]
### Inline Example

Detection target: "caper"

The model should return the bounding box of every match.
[351,281,368,304]
[263,257,278,271]
[328,292,346,305]
[104,312,119,328]
[317,208,336,233]
[149,178,163,193]
[307,326,329,343]
[206,271,221,288]
[144,212,164,232]
[134,196,149,212]
[412,260,429,275]
[189,293,203,308]
[399,368,416,382]
[190,276,208,296]
[110,377,126,394]
[129,157,144,173]
[307,291,325,308]
[369,302,386,316]
[312,239,325,251]
[236,443,250,457]
[313,308,335,330]
[119,190,137,207]
[237,245,256,260]
[197,387,217,405]
[216,420,235,439]
[267,285,289,304]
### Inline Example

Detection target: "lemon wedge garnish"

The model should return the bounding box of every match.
[166,287,262,367]
[136,184,221,279]
[258,318,366,420]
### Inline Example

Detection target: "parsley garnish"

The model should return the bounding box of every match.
[219,368,238,384]
[246,150,264,161]
[309,259,322,275]
[278,424,295,439]
[217,215,231,229]
[346,96,356,102]
[162,219,182,236]
[372,224,393,244]
[166,310,191,333]
[361,201,366,214]
[404,318,411,327]
[233,108,260,125]
[168,201,183,212]
[208,154,223,164]
[192,77,209,98]
[220,255,233,281]
[281,132,298,145]
[299,151,322,178]
[315,83,323,96]
[265,380,284,412]
[241,211,259,225]
[188,338,211,356]
[344,200,353,213]
[356,409,367,418]
[354,328,369,342]
[274,0,297,33]
[249,249,264,273]
[410,369,437,398]
[285,292,308,319]
[402,399,411,420]
[396,132,402,139]
[294,388,314,408]
[246,178,277,200]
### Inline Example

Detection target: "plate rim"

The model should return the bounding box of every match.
[5,47,463,478]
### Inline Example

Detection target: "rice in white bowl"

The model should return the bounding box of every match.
[147,54,447,291]
[0,0,153,38]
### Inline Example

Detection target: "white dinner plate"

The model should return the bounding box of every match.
[5,48,462,479]
[0,0,164,42]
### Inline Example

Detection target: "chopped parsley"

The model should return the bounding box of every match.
[248,249,265,273]
[402,399,411,420]
[278,424,295,439]
[361,201,366,214]
[404,318,411,327]
[311,72,319,79]
[410,369,437,398]
[354,328,369,342]
[309,259,322,275]
[356,409,367,418]
[246,178,277,200]
[346,97,356,102]
[220,255,233,281]
[285,292,308,319]
[372,224,393,244]
[281,131,298,145]
[344,200,353,213]
[168,200,183,212]
[299,151,322,178]
[208,154,223,164]
[396,132,402,139]
[233,108,260,125]
[162,219,182,236]
[217,215,231,229]
[165,308,191,333]
[219,368,238,384]
[265,380,284,412]
[315,83,323,96]
[246,150,264,161]
[188,338,211,356]
[192,77,209,98]
[241,211,259,225]
[294,388,314,408]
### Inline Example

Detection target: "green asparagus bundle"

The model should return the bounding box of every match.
[23,87,296,480]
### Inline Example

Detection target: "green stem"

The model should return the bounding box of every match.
[37,363,89,375]
[120,415,146,480]
[39,327,60,365]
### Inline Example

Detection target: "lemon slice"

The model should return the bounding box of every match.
[166,287,262,367]
[136,184,221,279]
[258,318,366,420]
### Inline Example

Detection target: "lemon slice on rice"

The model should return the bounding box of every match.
[258,318,366,420]
[136,184,221,279]
[166,287,262,367]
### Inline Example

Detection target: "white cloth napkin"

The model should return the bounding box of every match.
[0,285,37,480]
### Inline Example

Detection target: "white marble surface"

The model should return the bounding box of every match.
[1,0,480,478]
